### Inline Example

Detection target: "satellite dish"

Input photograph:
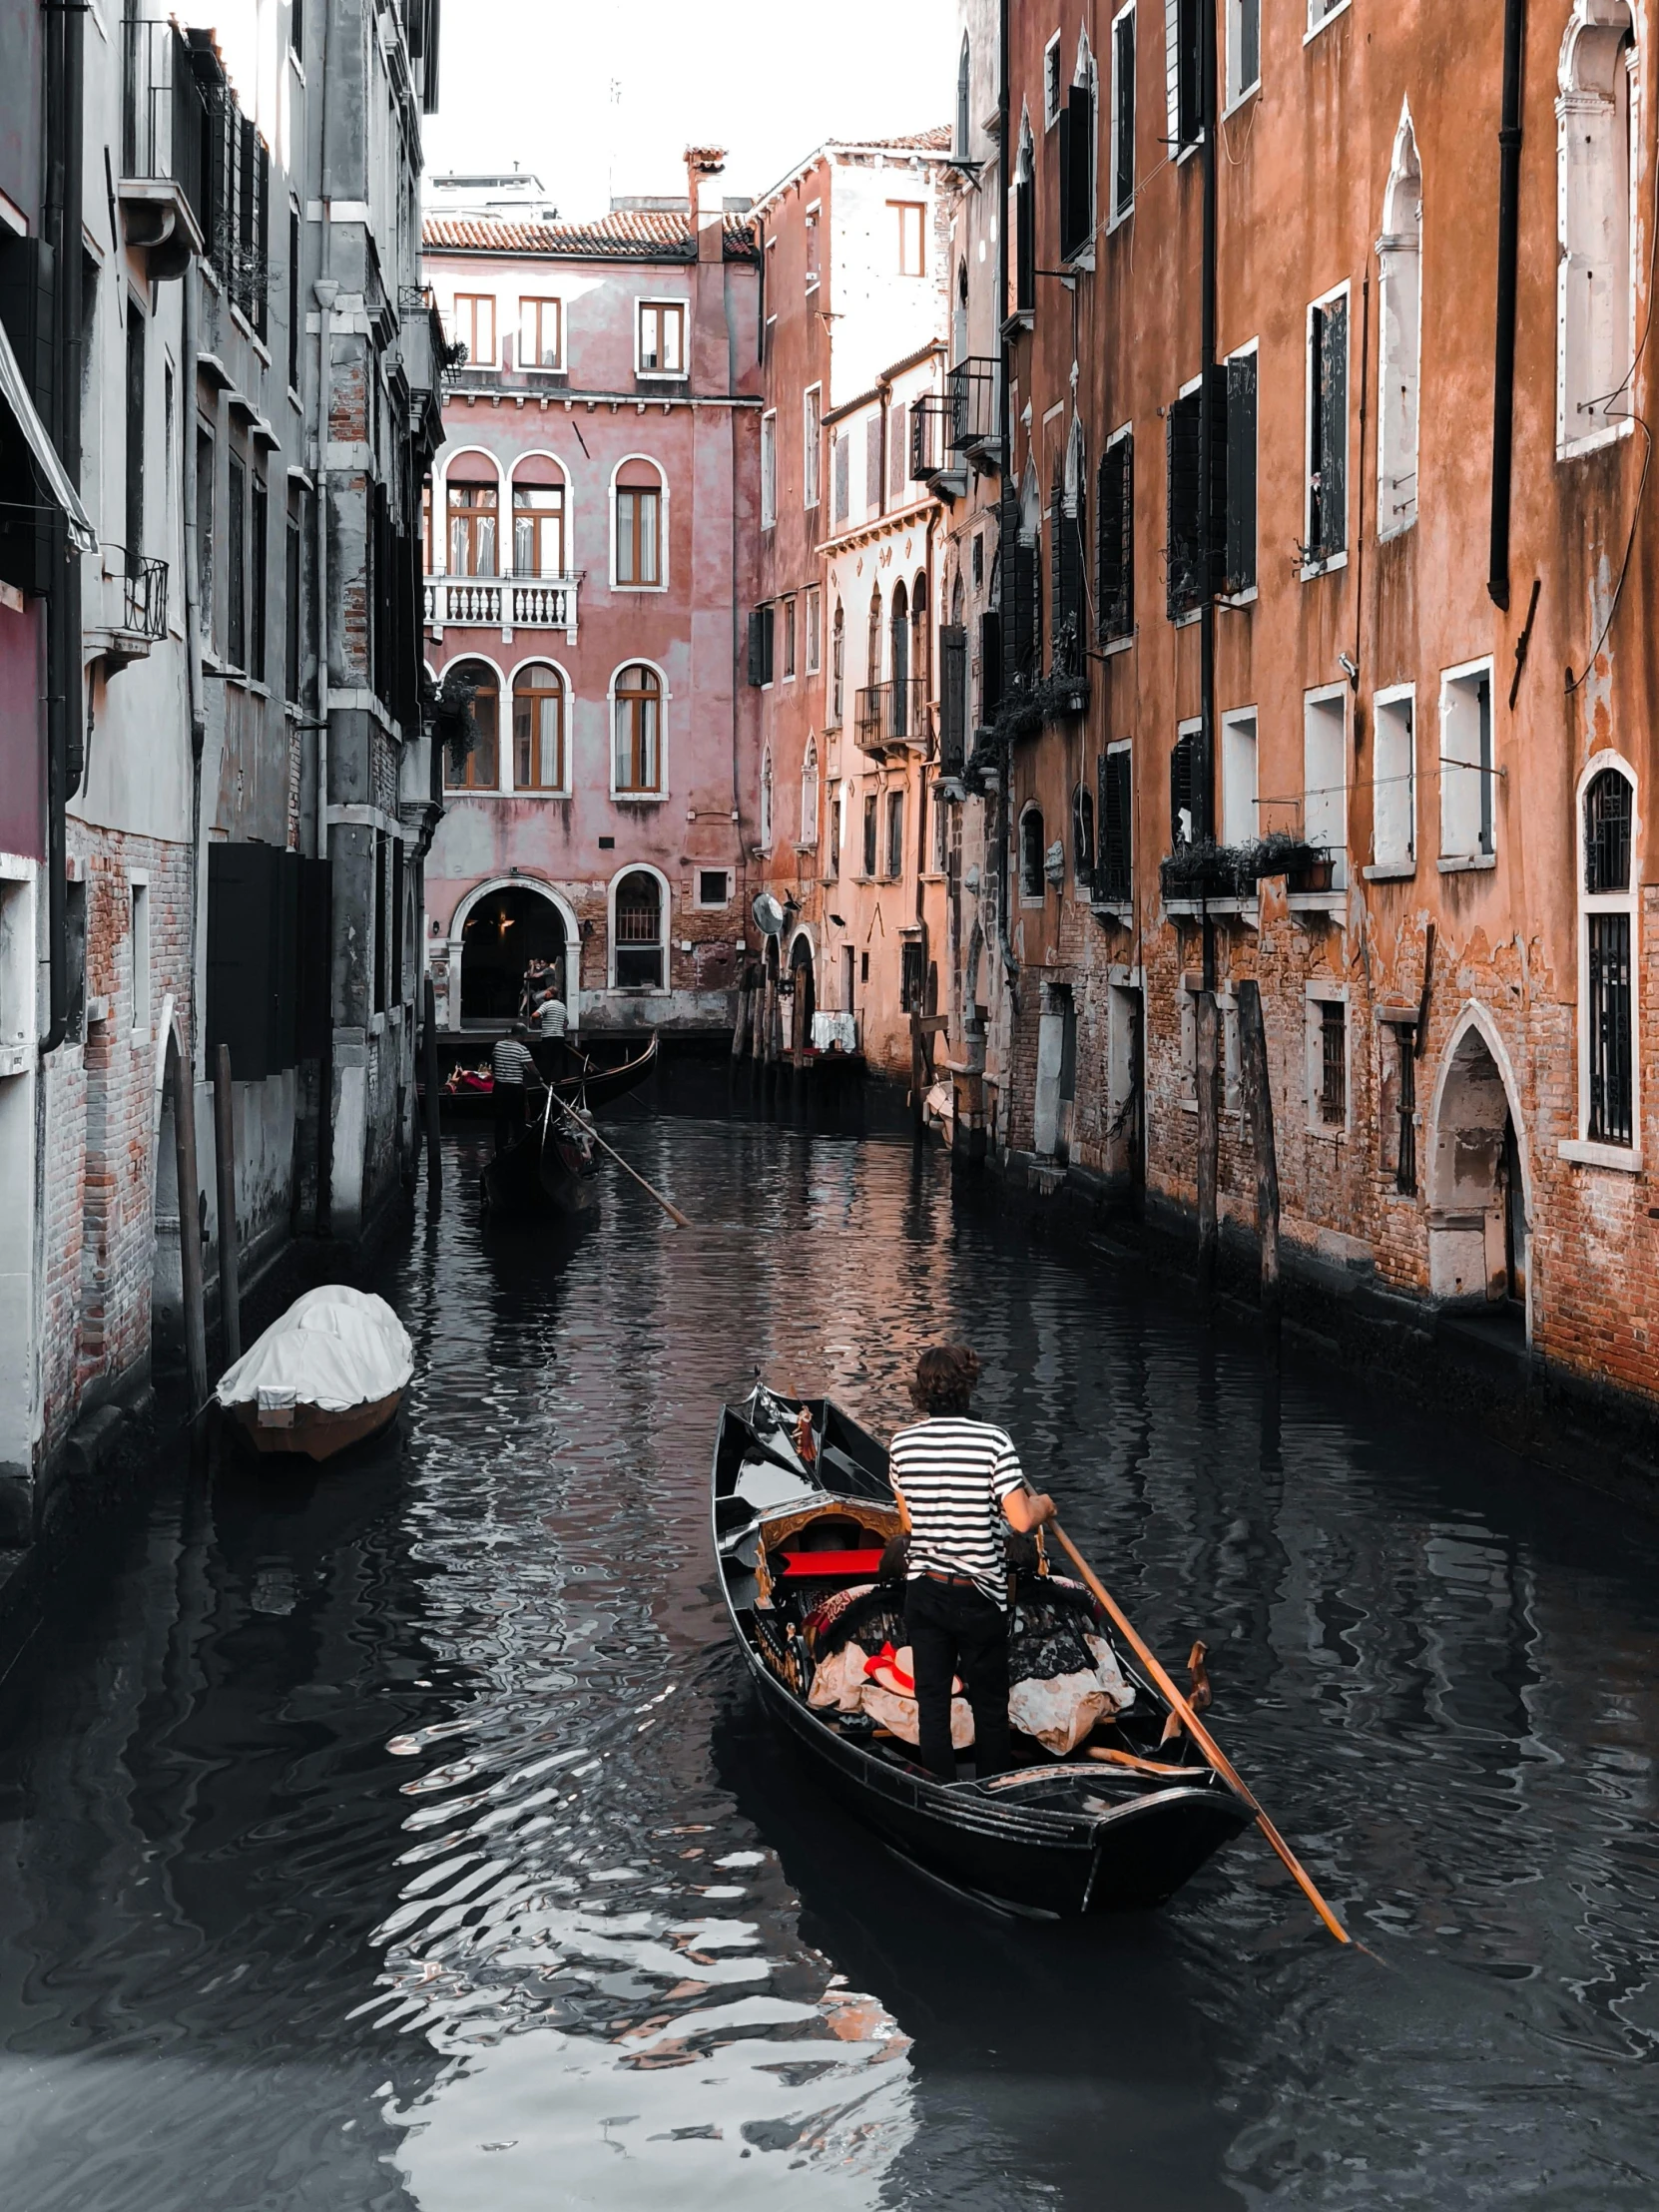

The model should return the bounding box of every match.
[751,891,786,936]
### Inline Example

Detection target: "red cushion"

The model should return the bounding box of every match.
[779,1549,885,1578]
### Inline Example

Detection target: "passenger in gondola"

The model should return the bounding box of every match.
[888,1346,1056,1782]
[490,1025,538,1154]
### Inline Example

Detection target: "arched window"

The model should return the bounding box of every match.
[890,579,909,735]
[441,658,500,792]
[1020,805,1045,899]
[760,746,774,846]
[1558,1,1637,453]
[956,34,971,160]
[910,571,928,705]
[1073,783,1095,875]
[1580,763,1637,1145]
[830,600,845,723]
[1378,103,1421,537]
[866,586,882,687]
[512,662,565,792]
[613,663,663,794]
[615,459,664,585]
[446,470,498,576]
[953,259,969,367]
[512,457,566,577]
[801,739,820,846]
[613,869,665,989]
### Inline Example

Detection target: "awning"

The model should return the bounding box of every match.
[0,312,96,555]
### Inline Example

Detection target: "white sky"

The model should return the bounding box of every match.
[421,0,956,217]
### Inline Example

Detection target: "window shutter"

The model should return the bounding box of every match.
[1204,359,1230,598]
[979,606,1002,716]
[890,403,907,496]
[1015,176,1035,313]
[747,608,768,686]
[1097,435,1133,641]
[1166,390,1202,616]
[1051,464,1084,672]
[939,623,968,769]
[1165,0,1181,147]
[1178,0,1203,146]
[1225,351,1258,593]
[1061,81,1093,259]
[833,431,849,523]
[1115,13,1136,215]
[207,842,277,1082]
[1099,749,1132,901]
[254,138,270,337]
[865,416,881,510]
[1170,729,1206,846]
[1318,297,1348,555]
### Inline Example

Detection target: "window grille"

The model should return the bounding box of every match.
[1320,1001,1347,1126]
[1394,1031,1416,1194]
[1587,910,1634,1144]
[1584,768,1633,893]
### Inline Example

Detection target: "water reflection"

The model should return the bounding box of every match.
[0,1116,1656,2209]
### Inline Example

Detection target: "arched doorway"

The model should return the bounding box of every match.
[1427,1015,1529,1315]
[460,885,566,1023]
[789,932,816,1054]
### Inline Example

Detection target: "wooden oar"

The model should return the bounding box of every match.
[551,1095,691,1229]
[1049,1520,1352,1946]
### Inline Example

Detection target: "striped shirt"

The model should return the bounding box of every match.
[889,1415,1026,1608]
[491,1036,537,1087]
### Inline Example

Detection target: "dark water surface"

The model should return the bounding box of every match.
[2,1116,1658,2210]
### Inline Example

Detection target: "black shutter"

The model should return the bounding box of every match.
[747,608,768,686]
[1097,435,1133,642]
[1166,389,1202,617]
[979,607,1002,717]
[207,842,276,1082]
[1114,11,1135,215]
[1225,351,1258,593]
[1015,175,1035,314]
[1061,81,1093,260]
[939,623,967,770]
[0,234,58,596]
[1178,0,1203,147]
[1312,298,1348,557]
[1203,359,1230,598]
[1099,749,1132,901]
[254,138,271,339]
[1170,729,1206,846]
[1051,465,1084,674]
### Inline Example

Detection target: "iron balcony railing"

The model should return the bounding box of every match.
[119,553,169,641]
[909,393,948,480]
[422,572,581,634]
[853,676,930,752]
[947,357,999,453]
[121,19,206,234]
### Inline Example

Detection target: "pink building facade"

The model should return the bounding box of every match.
[420,154,762,1040]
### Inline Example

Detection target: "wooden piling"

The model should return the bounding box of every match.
[1195,991,1220,1300]
[1236,979,1282,1325]
[174,1044,210,1408]
[212,1044,242,1370]
[421,972,442,1199]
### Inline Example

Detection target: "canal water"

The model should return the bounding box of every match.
[1,1115,1657,2210]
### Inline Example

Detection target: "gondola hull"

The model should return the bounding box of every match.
[480,1120,600,1220]
[713,1391,1253,1918]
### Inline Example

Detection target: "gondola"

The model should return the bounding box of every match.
[480,1097,601,1220]
[444,1033,660,1117]
[712,1384,1254,1917]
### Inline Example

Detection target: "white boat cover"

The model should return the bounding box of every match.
[215,1286,414,1415]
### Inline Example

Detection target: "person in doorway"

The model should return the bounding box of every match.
[490,1025,537,1154]
[887,1345,1055,1783]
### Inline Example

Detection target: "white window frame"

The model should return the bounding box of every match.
[1564,749,1642,1168]
[805,584,822,675]
[1174,713,1204,843]
[507,450,574,581]
[782,595,797,683]
[1437,656,1497,869]
[1226,0,1262,113]
[695,867,733,910]
[800,740,820,848]
[803,383,822,511]
[452,291,496,366]
[760,409,777,529]
[608,454,669,593]
[504,652,575,799]
[760,746,775,846]
[1556,1,1640,460]
[516,294,564,372]
[635,296,688,378]
[1018,801,1048,906]
[1303,684,1349,887]
[606,863,672,991]
[1368,682,1416,878]
[1108,2,1136,229]
[1304,981,1351,1139]
[1044,31,1063,128]
[1220,705,1258,847]
[438,652,509,798]
[1222,335,1260,604]
[804,202,822,293]
[1303,277,1352,579]
[129,873,152,1037]
[1377,102,1422,539]
[1305,0,1353,44]
[607,656,671,803]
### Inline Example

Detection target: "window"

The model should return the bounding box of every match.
[287,201,300,391]
[196,424,214,645]
[801,741,819,845]
[1097,743,1132,902]
[372,830,387,1015]
[1168,0,1203,153]
[889,403,908,499]
[1044,34,1063,127]
[1051,448,1085,674]
[1220,708,1257,846]
[638,300,685,374]
[250,475,268,683]
[893,202,926,277]
[760,748,774,845]
[747,604,775,687]
[830,601,844,722]
[783,596,797,680]
[1058,60,1095,262]
[1305,689,1348,884]
[1097,428,1133,642]
[1378,106,1421,535]
[130,881,151,1033]
[1307,289,1350,565]
[832,431,850,525]
[513,663,565,792]
[805,586,822,675]
[761,410,777,528]
[1391,1028,1417,1194]
[125,302,145,565]
[512,473,565,576]
[447,473,498,576]
[518,296,562,370]
[804,385,822,509]
[454,293,496,366]
[614,663,663,794]
[1009,128,1036,316]
[290,0,303,57]
[284,491,302,703]
[957,35,971,158]
[1111,5,1136,222]
[1317,1000,1347,1127]
[933,788,951,872]
[227,451,247,667]
[829,783,843,877]
[697,869,732,908]
[615,463,663,585]
[900,940,926,1014]
[1165,374,1222,617]
[1170,719,1206,846]
[805,205,821,290]
[1558,1,1636,453]
[1225,344,1258,593]
[885,790,905,879]
[442,660,500,791]
[1073,784,1096,877]
[1372,687,1415,871]
[1020,806,1046,900]
[862,794,878,876]
[865,416,881,512]
[1227,0,1261,108]
[613,870,665,988]
[1581,764,1636,1146]
[1438,661,1494,863]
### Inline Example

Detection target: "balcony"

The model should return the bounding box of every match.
[422,571,581,640]
[853,677,930,754]
[85,551,169,675]
[947,358,1000,460]
[910,393,947,479]
[119,20,206,278]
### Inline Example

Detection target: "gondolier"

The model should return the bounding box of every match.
[490,1026,538,1154]
[888,1346,1055,1783]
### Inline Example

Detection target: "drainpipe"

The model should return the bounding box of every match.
[313,278,337,861]
[993,0,1017,1001]
[1198,0,1219,995]
[181,261,207,1055]
[1488,0,1526,611]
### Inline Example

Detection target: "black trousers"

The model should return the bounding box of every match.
[904,1575,1010,1783]
[493,1083,526,1155]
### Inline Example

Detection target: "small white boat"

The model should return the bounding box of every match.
[215,1286,413,1461]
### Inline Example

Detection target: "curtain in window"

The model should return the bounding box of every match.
[513,665,564,790]
[513,483,564,577]
[614,665,662,791]
[616,484,661,584]
[448,480,497,576]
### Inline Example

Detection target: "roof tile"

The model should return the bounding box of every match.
[422,208,758,262]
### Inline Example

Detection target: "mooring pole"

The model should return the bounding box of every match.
[212,1043,242,1369]
[174,1044,209,1407]
[1195,990,1220,1301]
[1236,979,1281,1328]
[422,971,442,1201]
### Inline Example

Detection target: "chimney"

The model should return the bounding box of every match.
[685,144,728,265]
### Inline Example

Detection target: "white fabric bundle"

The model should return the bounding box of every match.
[215,1286,413,1415]
[809,1628,1135,1758]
